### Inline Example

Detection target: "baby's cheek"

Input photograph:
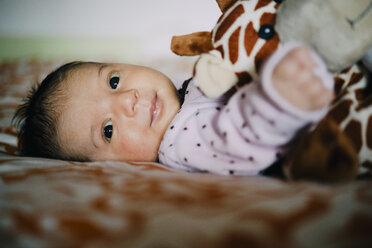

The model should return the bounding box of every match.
[119,131,158,161]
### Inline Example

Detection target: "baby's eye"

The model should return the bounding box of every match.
[103,120,113,142]
[109,72,120,89]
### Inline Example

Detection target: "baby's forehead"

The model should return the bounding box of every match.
[70,62,101,77]
[64,63,101,88]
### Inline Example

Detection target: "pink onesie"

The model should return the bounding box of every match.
[158,43,334,176]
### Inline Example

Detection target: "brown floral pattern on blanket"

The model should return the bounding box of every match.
[1,61,372,247]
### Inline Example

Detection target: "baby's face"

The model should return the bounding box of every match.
[58,63,180,162]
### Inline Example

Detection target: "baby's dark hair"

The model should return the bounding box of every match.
[12,61,90,161]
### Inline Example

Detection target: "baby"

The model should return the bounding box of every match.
[13,43,334,175]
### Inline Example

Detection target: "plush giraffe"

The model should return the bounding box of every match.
[171,0,372,181]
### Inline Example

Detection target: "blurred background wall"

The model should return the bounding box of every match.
[0,0,220,83]
[0,0,219,61]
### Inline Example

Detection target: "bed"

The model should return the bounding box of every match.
[1,59,372,247]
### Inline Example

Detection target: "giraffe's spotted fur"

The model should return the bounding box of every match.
[327,65,372,174]
[212,0,278,77]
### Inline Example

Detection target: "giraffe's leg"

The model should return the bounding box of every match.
[283,119,360,182]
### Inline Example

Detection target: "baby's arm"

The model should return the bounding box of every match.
[159,43,335,176]
[272,47,334,111]
[212,43,335,151]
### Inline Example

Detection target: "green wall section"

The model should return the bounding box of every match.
[0,36,141,61]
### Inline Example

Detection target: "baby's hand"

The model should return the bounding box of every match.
[272,47,334,111]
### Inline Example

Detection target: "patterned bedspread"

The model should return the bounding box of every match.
[1,61,372,247]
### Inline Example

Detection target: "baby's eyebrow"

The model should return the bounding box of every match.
[98,64,109,77]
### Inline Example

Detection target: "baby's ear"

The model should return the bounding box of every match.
[171,32,213,56]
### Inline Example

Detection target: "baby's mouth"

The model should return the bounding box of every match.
[150,93,161,126]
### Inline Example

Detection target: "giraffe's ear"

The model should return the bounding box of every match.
[216,0,239,12]
[170,0,238,57]
[171,32,213,56]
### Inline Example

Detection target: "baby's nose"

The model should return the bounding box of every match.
[121,89,139,117]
